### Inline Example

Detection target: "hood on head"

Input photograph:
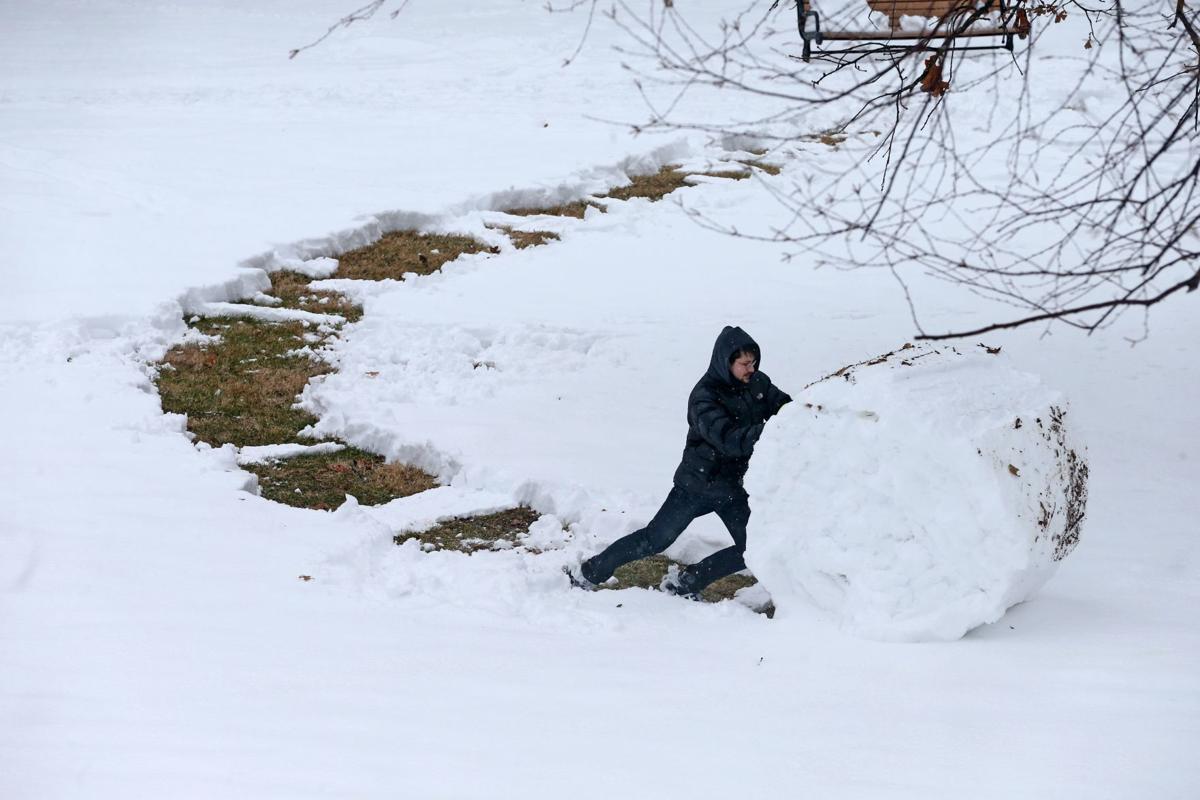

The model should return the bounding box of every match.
[706,325,760,385]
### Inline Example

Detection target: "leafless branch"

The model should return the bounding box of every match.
[289,0,412,59]
[609,0,1199,339]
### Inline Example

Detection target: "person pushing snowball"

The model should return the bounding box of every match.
[568,325,792,599]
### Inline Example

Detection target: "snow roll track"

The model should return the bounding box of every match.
[146,144,799,613]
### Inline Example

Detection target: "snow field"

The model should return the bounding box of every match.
[1,1,1197,798]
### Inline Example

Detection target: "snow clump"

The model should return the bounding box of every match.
[745,343,1088,642]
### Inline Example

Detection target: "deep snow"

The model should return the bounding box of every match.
[1,2,1197,798]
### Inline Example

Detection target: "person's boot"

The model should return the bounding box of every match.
[661,565,703,601]
[563,557,603,590]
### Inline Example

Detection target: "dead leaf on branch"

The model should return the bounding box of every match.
[1016,8,1031,39]
[919,56,950,97]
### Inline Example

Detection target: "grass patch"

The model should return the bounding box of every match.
[159,299,434,506]
[740,149,783,176]
[491,226,560,249]
[697,169,753,181]
[246,446,437,509]
[704,573,759,603]
[795,132,846,149]
[599,164,692,202]
[500,162,747,219]
[503,199,603,219]
[611,554,674,591]
[738,158,782,176]
[394,507,543,553]
[266,271,364,322]
[611,554,764,606]
[158,318,332,447]
[336,230,497,281]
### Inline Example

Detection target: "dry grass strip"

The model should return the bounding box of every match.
[815,133,847,148]
[503,199,603,219]
[336,230,498,281]
[739,148,784,176]
[490,225,560,249]
[158,318,332,447]
[158,243,445,505]
[500,159,779,220]
[739,159,782,176]
[611,553,765,608]
[245,446,438,510]
[736,150,784,176]
[598,164,693,202]
[394,507,543,553]
[697,169,753,181]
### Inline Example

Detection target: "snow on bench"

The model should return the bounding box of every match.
[746,343,1088,641]
[867,0,967,27]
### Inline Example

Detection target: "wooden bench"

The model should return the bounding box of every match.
[796,0,1019,58]
[866,0,972,29]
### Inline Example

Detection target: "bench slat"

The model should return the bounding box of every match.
[865,0,979,26]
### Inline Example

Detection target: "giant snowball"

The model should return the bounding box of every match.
[745,343,1088,641]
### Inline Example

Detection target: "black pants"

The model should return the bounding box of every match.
[581,485,751,592]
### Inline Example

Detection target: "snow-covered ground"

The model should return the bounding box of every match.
[2,2,1197,797]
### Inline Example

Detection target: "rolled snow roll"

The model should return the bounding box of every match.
[745,343,1088,641]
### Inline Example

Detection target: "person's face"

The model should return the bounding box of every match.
[730,352,757,383]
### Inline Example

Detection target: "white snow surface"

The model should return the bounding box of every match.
[275,256,340,280]
[2,2,1198,799]
[235,442,346,466]
[192,301,345,327]
[747,344,1087,641]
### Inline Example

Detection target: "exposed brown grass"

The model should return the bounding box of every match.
[158,318,331,447]
[697,169,753,181]
[599,164,692,202]
[267,271,364,322]
[394,507,542,553]
[246,446,437,509]
[610,553,672,591]
[738,159,782,176]
[500,162,758,220]
[705,573,760,604]
[610,553,765,606]
[336,230,498,281]
[738,149,784,176]
[157,233,441,506]
[815,133,847,148]
[491,226,561,249]
[503,200,603,219]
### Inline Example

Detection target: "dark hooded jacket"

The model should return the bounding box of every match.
[672,326,792,496]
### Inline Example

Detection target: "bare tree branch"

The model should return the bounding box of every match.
[289,0,412,59]
[608,0,1199,339]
